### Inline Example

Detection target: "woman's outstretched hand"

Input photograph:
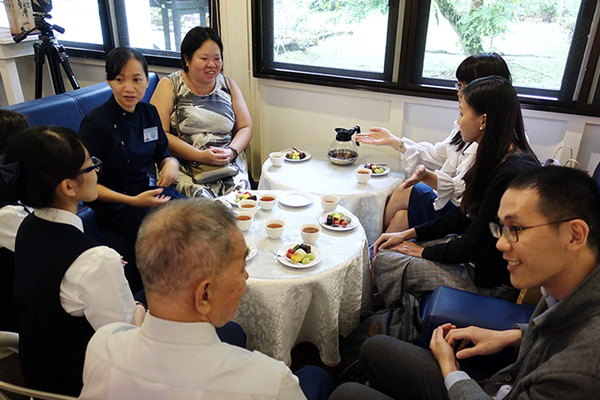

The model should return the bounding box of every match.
[356,128,404,151]
[401,165,427,189]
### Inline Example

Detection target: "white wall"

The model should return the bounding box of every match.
[2,1,600,179]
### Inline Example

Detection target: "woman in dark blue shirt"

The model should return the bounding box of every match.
[79,47,182,292]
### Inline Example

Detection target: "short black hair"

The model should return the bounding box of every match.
[456,52,512,84]
[106,47,148,81]
[507,166,600,257]
[1,126,87,207]
[0,110,28,155]
[180,27,223,72]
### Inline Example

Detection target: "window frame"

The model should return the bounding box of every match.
[252,0,600,117]
[59,0,219,68]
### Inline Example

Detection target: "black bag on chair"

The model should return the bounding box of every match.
[337,292,422,384]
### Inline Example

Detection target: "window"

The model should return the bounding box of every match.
[260,0,399,80]
[49,0,217,64]
[51,0,105,49]
[412,0,595,101]
[253,0,600,115]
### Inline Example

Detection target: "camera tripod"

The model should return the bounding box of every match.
[13,13,79,99]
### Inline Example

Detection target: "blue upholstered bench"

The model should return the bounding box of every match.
[3,72,160,241]
[419,286,535,348]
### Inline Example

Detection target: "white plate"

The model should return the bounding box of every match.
[246,243,258,262]
[225,191,257,206]
[278,191,313,208]
[283,149,312,162]
[362,163,391,177]
[319,211,359,231]
[215,197,232,210]
[276,243,321,269]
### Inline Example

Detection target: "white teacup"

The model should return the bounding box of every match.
[265,219,285,239]
[238,199,259,215]
[236,212,254,232]
[300,223,321,245]
[270,152,285,167]
[259,193,277,211]
[321,194,340,212]
[355,167,372,184]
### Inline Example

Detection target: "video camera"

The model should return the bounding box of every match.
[31,0,52,14]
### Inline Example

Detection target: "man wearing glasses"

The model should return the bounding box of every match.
[331,166,600,399]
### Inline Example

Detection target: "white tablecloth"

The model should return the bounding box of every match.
[258,145,405,244]
[226,191,371,366]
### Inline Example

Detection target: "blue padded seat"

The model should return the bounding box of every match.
[5,72,159,130]
[4,95,82,131]
[419,286,535,348]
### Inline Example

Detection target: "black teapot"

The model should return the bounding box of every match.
[328,125,360,165]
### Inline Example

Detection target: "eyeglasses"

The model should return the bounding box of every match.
[76,156,102,175]
[455,81,465,91]
[489,218,577,243]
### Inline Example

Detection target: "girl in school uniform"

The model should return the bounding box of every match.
[0,126,144,397]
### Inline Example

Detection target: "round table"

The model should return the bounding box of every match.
[258,144,405,244]
[224,191,371,366]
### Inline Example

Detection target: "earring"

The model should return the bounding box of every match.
[479,126,484,131]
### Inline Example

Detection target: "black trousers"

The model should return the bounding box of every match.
[330,335,448,400]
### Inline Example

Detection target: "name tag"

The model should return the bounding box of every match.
[143,126,159,143]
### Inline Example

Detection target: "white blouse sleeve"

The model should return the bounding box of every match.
[0,205,30,251]
[432,141,477,210]
[400,125,458,174]
[60,246,136,330]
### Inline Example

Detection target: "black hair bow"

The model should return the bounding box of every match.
[0,155,20,184]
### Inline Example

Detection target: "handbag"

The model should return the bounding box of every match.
[170,74,239,185]
[188,162,239,184]
[543,145,586,173]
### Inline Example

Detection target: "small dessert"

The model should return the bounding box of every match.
[365,163,386,175]
[285,150,307,160]
[234,191,257,203]
[285,243,316,265]
[325,212,351,228]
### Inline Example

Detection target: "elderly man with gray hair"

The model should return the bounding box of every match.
[79,198,333,399]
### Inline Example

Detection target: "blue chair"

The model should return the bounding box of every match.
[419,286,535,348]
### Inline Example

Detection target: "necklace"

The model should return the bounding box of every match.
[183,71,215,95]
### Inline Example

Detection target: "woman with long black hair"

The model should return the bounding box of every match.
[373,76,539,307]
[357,53,513,233]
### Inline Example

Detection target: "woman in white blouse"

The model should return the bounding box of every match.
[356,53,512,232]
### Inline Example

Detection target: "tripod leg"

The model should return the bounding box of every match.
[46,39,66,94]
[33,42,45,99]
[56,43,80,91]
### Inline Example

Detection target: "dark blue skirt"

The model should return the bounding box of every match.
[407,183,456,228]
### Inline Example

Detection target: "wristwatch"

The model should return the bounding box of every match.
[225,146,238,161]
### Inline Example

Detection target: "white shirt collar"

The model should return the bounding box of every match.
[140,313,221,345]
[34,207,84,233]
